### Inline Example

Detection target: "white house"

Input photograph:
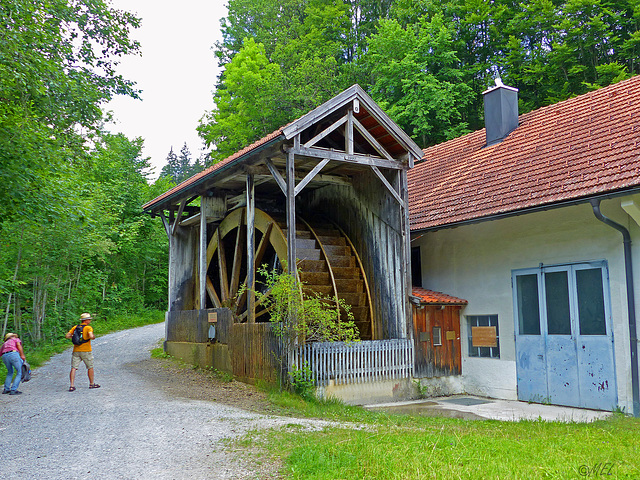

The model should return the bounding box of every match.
[409,76,640,415]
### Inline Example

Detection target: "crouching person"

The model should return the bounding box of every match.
[65,313,100,391]
[1,333,26,395]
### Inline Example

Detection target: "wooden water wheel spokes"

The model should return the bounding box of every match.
[205,208,374,338]
[205,208,289,321]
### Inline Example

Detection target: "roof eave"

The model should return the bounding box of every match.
[410,186,640,233]
[283,85,423,162]
[142,134,285,214]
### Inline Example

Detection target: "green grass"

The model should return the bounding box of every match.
[239,393,640,479]
[1,310,164,377]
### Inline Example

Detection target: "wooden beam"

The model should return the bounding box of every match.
[292,146,402,170]
[265,157,287,195]
[303,114,348,149]
[205,276,222,308]
[400,172,412,339]
[241,164,351,186]
[353,116,394,162]
[286,150,297,273]
[159,211,170,238]
[171,199,187,236]
[371,165,404,206]
[199,197,208,309]
[229,213,244,299]
[346,109,354,155]
[254,222,273,270]
[246,173,256,323]
[294,158,330,197]
[216,228,229,302]
[234,221,273,314]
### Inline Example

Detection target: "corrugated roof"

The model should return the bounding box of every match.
[411,287,468,305]
[408,75,640,231]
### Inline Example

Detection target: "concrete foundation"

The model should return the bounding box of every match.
[414,375,465,397]
[317,378,420,405]
[165,341,232,375]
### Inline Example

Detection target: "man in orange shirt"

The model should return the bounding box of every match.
[65,313,100,391]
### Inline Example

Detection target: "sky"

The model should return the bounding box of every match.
[105,1,228,179]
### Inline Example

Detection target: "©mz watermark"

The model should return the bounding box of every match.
[578,462,614,476]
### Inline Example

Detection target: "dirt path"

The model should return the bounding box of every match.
[0,323,328,479]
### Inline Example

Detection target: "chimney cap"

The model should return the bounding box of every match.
[483,80,518,95]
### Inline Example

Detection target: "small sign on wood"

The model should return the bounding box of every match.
[446,330,456,341]
[472,326,497,347]
[208,312,218,324]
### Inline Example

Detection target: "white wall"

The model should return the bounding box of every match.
[414,197,638,411]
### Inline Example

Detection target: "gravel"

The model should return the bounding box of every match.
[0,322,335,479]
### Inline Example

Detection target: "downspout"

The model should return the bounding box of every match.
[590,199,640,417]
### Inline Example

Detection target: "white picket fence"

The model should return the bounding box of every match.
[290,339,414,387]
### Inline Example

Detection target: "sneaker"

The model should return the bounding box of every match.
[2,389,10,394]
[9,390,22,395]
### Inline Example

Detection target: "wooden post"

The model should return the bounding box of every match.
[346,108,354,155]
[286,149,297,273]
[399,170,412,339]
[199,197,209,310]
[246,172,256,323]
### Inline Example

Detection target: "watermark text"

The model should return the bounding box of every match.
[578,462,613,476]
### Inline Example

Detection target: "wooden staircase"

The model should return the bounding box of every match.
[277,216,373,340]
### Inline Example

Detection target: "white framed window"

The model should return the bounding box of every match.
[467,315,500,358]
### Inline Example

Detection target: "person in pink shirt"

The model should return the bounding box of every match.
[1,332,26,395]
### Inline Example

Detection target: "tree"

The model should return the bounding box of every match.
[364,13,475,146]
[199,38,287,162]
[0,1,170,344]
[0,0,141,223]
[205,0,640,154]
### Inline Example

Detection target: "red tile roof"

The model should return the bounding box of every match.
[143,128,285,210]
[408,75,640,231]
[411,287,468,305]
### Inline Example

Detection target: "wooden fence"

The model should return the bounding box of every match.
[229,322,282,384]
[291,339,414,387]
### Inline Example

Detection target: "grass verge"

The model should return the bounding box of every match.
[238,392,640,479]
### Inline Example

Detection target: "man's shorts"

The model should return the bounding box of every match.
[71,351,94,370]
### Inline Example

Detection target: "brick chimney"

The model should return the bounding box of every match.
[483,79,519,146]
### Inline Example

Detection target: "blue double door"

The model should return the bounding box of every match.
[513,261,617,410]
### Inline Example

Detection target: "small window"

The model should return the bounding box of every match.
[432,326,442,346]
[411,246,422,288]
[467,315,500,358]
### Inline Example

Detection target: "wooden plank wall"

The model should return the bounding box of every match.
[229,323,282,384]
[413,305,462,377]
[168,225,198,311]
[166,308,232,343]
[303,168,407,340]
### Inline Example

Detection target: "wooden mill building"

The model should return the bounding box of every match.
[143,86,423,390]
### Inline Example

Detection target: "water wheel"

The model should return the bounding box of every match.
[205,208,374,340]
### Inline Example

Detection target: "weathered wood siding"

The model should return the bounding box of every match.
[413,305,462,377]
[303,168,408,340]
[166,308,232,343]
[229,323,281,384]
[168,226,198,311]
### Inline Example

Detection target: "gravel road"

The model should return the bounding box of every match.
[0,323,331,479]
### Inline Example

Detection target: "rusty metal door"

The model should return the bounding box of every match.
[514,262,617,410]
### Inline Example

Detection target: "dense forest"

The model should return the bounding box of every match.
[2,0,639,345]
[199,0,640,160]
[0,0,170,343]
